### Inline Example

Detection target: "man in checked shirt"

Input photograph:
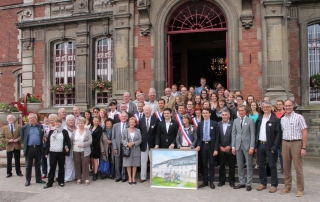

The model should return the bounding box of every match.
[280,100,308,197]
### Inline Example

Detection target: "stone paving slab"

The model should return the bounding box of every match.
[0,157,318,202]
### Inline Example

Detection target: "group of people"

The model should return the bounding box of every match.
[0,77,308,197]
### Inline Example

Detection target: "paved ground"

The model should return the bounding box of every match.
[0,156,319,202]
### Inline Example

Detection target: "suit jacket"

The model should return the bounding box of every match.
[139,115,159,152]
[122,128,142,157]
[197,120,219,151]
[231,116,255,151]
[255,113,281,152]
[156,120,179,148]
[218,120,233,154]
[111,122,129,157]
[113,112,133,124]
[161,95,175,110]
[45,129,71,156]
[20,124,45,155]
[0,123,22,151]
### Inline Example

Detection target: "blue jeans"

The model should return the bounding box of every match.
[258,144,278,187]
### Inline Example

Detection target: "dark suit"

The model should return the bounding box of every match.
[197,120,219,183]
[255,113,281,187]
[20,124,44,183]
[218,120,235,184]
[156,120,179,148]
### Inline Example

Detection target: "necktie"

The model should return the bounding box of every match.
[167,97,170,103]
[146,118,149,132]
[10,124,13,134]
[139,113,142,119]
[204,121,208,140]
[241,118,243,129]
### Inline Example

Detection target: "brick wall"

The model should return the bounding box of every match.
[134,7,154,94]
[33,41,44,96]
[0,8,20,63]
[34,5,45,18]
[238,0,262,101]
[0,66,20,102]
[288,19,301,105]
[0,0,22,7]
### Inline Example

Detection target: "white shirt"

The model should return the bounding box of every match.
[259,114,271,141]
[130,132,135,141]
[165,119,171,133]
[73,130,84,152]
[121,122,127,134]
[108,110,119,119]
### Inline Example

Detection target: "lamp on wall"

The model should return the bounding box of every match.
[211,58,227,75]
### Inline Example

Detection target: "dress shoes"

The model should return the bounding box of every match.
[198,182,208,188]
[128,182,132,185]
[230,182,235,188]
[132,182,137,184]
[109,175,114,179]
[139,179,146,183]
[280,188,290,195]
[36,180,46,184]
[296,191,303,197]
[43,184,52,189]
[59,183,64,187]
[233,184,246,189]
[17,173,23,177]
[41,175,47,179]
[246,186,252,191]
[209,182,215,189]
[121,179,128,182]
[218,182,225,187]
[25,181,30,186]
[115,179,121,182]
[6,174,12,178]
[101,174,107,180]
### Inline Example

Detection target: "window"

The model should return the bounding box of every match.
[94,38,112,105]
[17,73,22,99]
[308,24,320,102]
[53,41,76,105]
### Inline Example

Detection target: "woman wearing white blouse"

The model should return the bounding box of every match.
[63,115,76,182]
[122,117,142,184]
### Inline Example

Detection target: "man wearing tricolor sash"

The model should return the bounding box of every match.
[154,99,165,122]
[133,101,145,125]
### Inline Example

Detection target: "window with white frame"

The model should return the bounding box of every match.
[95,38,112,105]
[53,41,76,105]
[17,73,22,99]
[308,23,320,102]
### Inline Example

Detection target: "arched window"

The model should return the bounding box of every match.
[94,38,112,105]
[52,41,76,105]
[308,23,320,102]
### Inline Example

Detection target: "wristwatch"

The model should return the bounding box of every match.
[302,148,306,150]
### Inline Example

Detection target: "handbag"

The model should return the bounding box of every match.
[121,130,131,157]
[98,158,110,175]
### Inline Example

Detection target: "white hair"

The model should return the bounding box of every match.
[6,114,16,122]
[66,114,75,122]
[48,114,58,119]
[58,108,66,114]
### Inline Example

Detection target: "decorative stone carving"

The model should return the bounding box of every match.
[240,15,254,29]
[51,4,74,16]
[74,0,89,14]
[21,38,34,50]
[137,0,151,36]
[93,0,113,12]
[240,0,254,29]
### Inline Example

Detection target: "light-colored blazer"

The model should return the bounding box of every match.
[231,116,255,151]
[70,129,92,157]
[0,123,22,151]
[122,128,142,157]
[161,95,175,110]
[112,122,129,157]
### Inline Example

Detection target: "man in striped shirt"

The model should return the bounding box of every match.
[280,100,308,197]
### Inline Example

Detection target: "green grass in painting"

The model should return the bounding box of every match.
[183,182,196,188]
[152,177,182,187]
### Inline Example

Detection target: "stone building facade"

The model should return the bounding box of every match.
[0,0,319,155]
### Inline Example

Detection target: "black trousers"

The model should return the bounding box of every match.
[201,142,215,182]
[25,146,42,182]
[47,152,65,186]
[6,148,21,175]
[218,151,236,183]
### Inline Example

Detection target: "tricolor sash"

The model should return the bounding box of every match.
[133,113,140,124]
[176,114,192,146]
[117,114,121,121]
[155,111,163,121]
[192,117,199,129]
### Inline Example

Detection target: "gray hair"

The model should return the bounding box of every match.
[48,114,58,120]
[221,108,230,115]
[143,105,151,111]
[58,108,66,114]
[123,92,131,96]
[262,101,272,107]
[6,114,16,121]
[78,117,86,124]
[66,114,75,122]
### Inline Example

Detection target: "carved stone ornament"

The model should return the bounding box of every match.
[78,0,88,9]
[17,8,33,21]
[137,0,151,36]
[240,14,254,29]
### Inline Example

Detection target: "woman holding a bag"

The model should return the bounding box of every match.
[122,117,142,185]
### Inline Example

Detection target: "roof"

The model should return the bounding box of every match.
[153,154,196,168]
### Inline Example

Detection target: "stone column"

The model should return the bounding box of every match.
[112,0,134,97]
[75,23,89,109]
[261,0,290,102]
[21,31,34,95]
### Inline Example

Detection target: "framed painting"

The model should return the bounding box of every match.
[150,149,198,190]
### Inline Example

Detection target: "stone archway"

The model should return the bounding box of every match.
[153,0,240,94]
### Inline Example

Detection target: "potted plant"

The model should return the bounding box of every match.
[310,73,320,89]
[19,94,43,113]
[89,80,112,94]
[0,102,20,125]
[49,83,75,94]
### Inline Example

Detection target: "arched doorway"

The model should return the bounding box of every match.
[167,0,228,89]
